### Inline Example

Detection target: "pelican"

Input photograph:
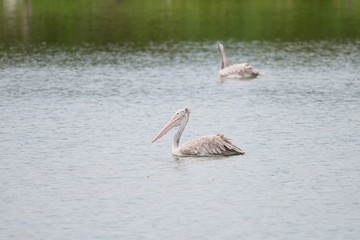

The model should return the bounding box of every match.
[152,108,245,156]
[217,42,261,80]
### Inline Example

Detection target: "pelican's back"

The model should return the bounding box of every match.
[178,134,245,156]
[219,63,260,79]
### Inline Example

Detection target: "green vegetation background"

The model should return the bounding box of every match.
[0,0,359,46]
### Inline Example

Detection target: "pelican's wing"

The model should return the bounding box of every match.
[179,134,245,156]
[219,63,260,79]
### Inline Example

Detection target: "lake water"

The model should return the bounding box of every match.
[1,1,360,240]
[1,40,359,240]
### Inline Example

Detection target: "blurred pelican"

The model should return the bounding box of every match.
[217,42,261,80]
[152,108,245,156]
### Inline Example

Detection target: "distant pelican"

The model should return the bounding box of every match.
[217,42,261,80]
[152,108,245,156]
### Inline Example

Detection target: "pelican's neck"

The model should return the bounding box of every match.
[172,113,190,151]
[218,44,230,69]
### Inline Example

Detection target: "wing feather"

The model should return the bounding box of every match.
[219,63,260,79]
[179,135,245,156]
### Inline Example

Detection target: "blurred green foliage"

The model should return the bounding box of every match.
[0,0,359,46]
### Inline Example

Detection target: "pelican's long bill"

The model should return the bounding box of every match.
[152,114,181,143]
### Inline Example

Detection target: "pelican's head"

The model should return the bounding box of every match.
[152,108,191,143]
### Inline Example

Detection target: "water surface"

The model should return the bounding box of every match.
[1,40,359,239]
[1,0,360,239]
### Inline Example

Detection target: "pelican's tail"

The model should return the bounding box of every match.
[217,134,245,155]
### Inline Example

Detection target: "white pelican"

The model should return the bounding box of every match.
[152,108,245,156]
[217,42,261,80]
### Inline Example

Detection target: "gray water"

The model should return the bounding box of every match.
[1,41,360,239]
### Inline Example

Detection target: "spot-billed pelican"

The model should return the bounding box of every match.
[217,42,261,80]
[152,108,245,156]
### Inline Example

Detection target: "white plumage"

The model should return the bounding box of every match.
[217,42,261,80]
[152,108,245,156]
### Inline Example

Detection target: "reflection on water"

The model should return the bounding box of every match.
[2,0,31,44]
[1,0,360,45]
[0,41,359,239]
